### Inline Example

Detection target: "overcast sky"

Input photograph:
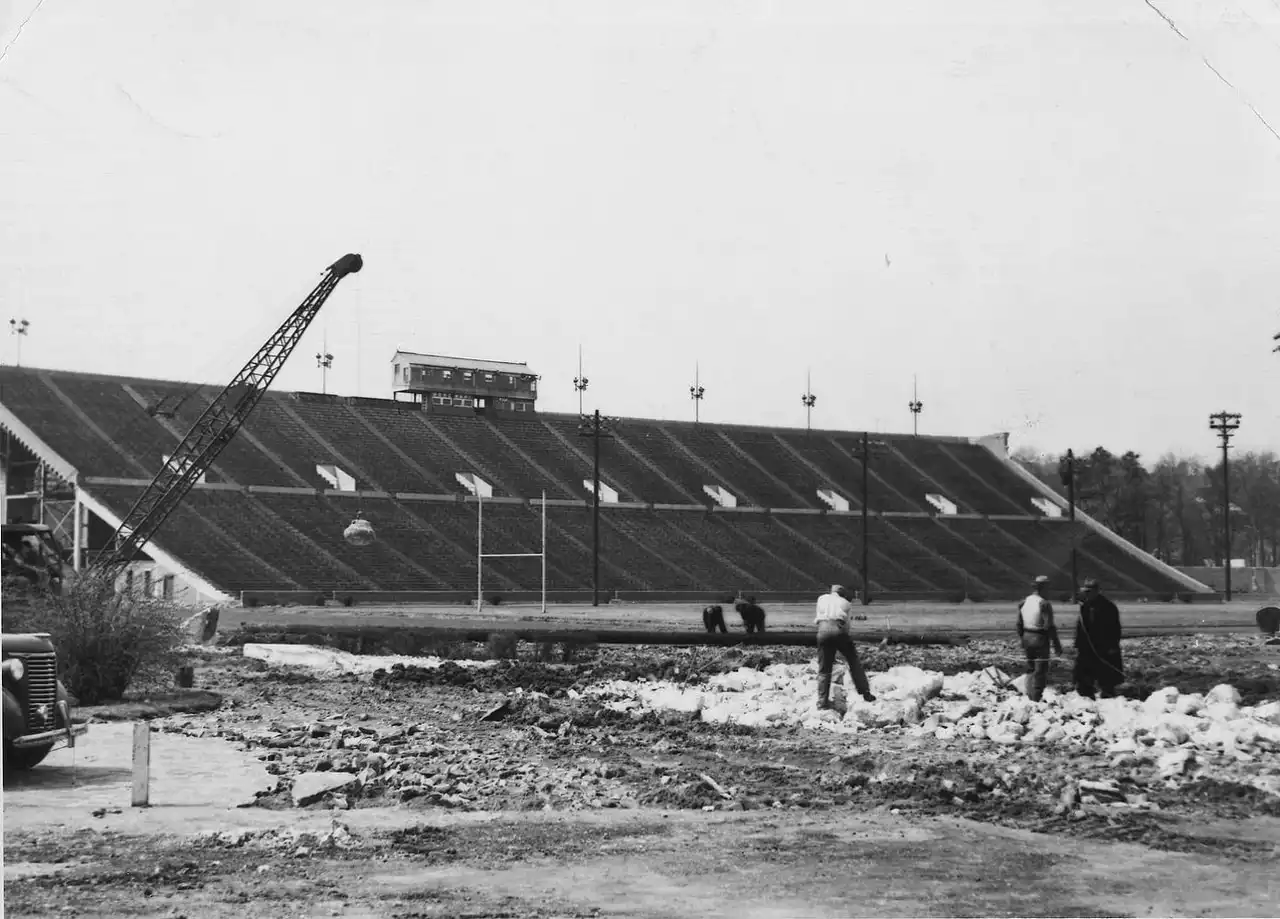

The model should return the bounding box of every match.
[2,0,1278,466]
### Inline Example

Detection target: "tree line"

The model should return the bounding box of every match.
[1012,446,1279,569]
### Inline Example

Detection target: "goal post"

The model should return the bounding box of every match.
[476,490,547,613]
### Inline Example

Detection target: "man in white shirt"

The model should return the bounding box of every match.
[815,584,876,710]
[1016,575,1063,702]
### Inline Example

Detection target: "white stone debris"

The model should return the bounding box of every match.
[587,664,1280,795]
[242,644,497,676]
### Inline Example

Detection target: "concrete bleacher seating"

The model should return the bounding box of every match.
[0,365,1204,600]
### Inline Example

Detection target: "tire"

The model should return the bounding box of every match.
[3,740,53,771]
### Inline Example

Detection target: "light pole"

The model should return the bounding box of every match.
[573,345,588,416]
[1209,411,1242,600]
[9,318,29,367]
[1061,448,1079,600]
[316,340,334,395]
[801,370,816,433]
[854,432,889,605]
[908,375,923,437]
[689,363,705,424]
[577,408,619,607]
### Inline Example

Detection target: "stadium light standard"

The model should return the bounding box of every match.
[908,375,923,437]
[689,363,705,424]
[801,370,816,433]
[577,408,619,607]
[573,345,588,416]
[1209,411,1242,600]
[854,432,889,605]
[316,336,334,395]
[9,318,29,367]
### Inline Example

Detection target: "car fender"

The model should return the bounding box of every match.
[3,685,25,742]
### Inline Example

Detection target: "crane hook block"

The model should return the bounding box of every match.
[328,254,364,278]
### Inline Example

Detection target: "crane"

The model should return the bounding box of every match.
[86,253,364,583]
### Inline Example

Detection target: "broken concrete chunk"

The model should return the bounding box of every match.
[1206,684,1242,707]
[291,771,359,806]
[1157,749,1193,779]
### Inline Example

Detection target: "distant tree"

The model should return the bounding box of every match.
[1010,445,1279,570]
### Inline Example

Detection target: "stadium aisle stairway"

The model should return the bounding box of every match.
[539,417,691,504]
[660,426,812,508]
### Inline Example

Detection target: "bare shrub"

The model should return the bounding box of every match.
[3,579,185,705]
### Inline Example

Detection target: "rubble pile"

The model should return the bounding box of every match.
[193,821,364,857]
[242,644,496,677]
[156,699,643,813]
[589,663,1280,795]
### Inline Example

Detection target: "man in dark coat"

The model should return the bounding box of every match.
[1074,578,1124,698]
[702,604,727,634]
[735,596,766,634]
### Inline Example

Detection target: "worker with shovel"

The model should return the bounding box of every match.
[1016,575,1062,702]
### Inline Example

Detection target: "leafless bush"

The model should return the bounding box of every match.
[3,579,185,704]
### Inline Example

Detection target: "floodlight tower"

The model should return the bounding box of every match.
[908,375,923,436]
[573,345,589,416]
[689,363,705,424]
[1209,411,1242,601]
[316,336,334,394]
[801,370,816,432]
[9,318,29,366]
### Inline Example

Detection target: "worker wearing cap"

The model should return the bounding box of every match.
[1074,578,1124,698]
[815,585,876,710]
[1016,575,1062,702]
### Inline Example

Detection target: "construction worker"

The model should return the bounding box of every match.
[1016,575,1062,702]
[1074,578,1124,698]
[815,585,876,710]
[702,604,727,634]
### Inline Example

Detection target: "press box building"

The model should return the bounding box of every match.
[390,350,539,414]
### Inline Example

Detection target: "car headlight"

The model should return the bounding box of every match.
[5,658,24,680]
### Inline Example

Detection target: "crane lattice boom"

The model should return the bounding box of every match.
[89,253,363,581]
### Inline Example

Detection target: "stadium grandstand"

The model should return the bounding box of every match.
[0,361,1215,607]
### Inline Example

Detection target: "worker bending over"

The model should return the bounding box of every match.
[815,584,876,710]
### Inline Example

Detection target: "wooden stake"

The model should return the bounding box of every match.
[132,722,151,807]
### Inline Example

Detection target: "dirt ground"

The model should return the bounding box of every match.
[5,628,1280,918]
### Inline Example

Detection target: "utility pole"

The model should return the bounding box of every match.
[316,335,334,395]
[9,318,29,367]
[572,345,588,416]
[689,363,705,424]
[801,370,816,433]
[1062,448,1079,600]
[577,409,618,607]
[908,375,923,437]
[1208,411,1242,601]
[855,432,889,605]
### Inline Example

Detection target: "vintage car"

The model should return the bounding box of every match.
[2,631,88,770]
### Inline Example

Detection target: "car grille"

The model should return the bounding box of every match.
[16,653,58,731]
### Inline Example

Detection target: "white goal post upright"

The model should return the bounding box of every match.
[476,490,547,614]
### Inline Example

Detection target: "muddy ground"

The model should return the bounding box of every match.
[5,631,1280,918]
